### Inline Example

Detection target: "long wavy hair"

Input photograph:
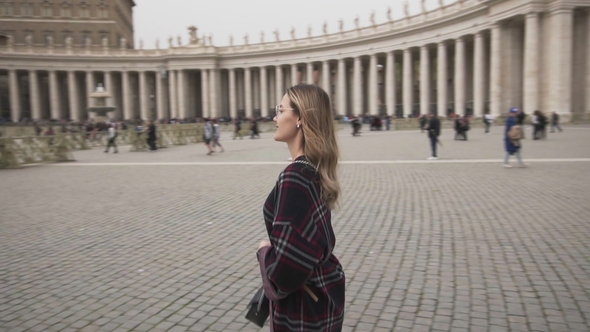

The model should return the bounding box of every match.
[286,84,341,210]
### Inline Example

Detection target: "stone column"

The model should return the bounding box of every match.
[322,61,330,97]
[523,12,539,114]
[8,70,20,122]
[209,69,218,118]
[260,66,268,116]
[104,71,114,107]
[420,46,430,115]
[121,71,132,120]
[437,42,448,116]
[403,49,413,116]
[168,70,177,119]
[86,71,95,108]
[68,71,80,122]
[337,59,347,116]
[48,70,60,120]
[306,63,314,84]
[139,71,149,120]
[291,64,298,86]
[385,52,395,116]
[229,68,237,119]
[178,70,187,119]
[369,54,378,115]
[156,70,165,120]
[201,69,209,118]
[454,37,465,115]
[245,67,252,117]
[29,70,40,120]
[275,66,283,103]
[353,57,362,116]
[549,7,573,115]
[490,23,502,116]
[474,32,485,117]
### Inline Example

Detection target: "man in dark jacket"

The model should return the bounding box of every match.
[550,112,563,133]
[426,113,441,160]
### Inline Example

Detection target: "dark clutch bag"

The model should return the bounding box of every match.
[245,286,269,327]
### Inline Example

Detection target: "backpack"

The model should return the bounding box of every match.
[538,115,547,126]
[508,125,522,142]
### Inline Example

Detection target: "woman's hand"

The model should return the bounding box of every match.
[258,240,271,250]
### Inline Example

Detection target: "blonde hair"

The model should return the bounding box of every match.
[286,84,341,210]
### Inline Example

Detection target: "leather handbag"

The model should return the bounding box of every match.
[245,286,269,327]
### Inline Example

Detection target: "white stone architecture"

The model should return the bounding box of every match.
[1,0,589,122]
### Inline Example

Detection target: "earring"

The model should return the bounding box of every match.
[297,124,300,128]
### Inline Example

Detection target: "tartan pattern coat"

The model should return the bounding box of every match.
[258,157,345,332]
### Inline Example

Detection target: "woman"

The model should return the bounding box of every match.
[257,84,345,331]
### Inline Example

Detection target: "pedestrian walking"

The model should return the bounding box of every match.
[484,111,493,133]
[426,113,441,160]
[211,119,224,152]
[254,84,345,332]
[550,112,563,133]
[104,123,118,153]
[233,119,243,139]
[204,118,214,155]
[250,118,260,139]
[147,121,157,151]
[504,108,527,168]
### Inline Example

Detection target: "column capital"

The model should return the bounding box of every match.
[547,3,574,15]
[437,41,446,47]
[525,12,539,19]
[455,36,464,43]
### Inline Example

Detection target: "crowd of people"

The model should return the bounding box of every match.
[419,108,564,167]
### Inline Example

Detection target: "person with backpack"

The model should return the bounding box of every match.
[504,108,527,168]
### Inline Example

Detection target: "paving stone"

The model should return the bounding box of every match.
[1,128,590,332]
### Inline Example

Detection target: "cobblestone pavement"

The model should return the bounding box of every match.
[1,126,590,332]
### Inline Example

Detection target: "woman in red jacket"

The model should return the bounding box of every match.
[257,84,345,331]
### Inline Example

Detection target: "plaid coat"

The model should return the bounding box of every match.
[258,158,345,332]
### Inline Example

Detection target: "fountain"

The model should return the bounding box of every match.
[88,83,116,122]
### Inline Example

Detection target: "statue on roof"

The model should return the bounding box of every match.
[339,19,344,32]
[290,27,296,40]
[168,36,173,48]
[188,26,198,44]
[370,11,376,27]
[229,34,234,46]
[421,0,427,13]
[404,1,410,17]
[323,21,328,35]
[387,7,392,22]
[244,33,249,45]
[355,16,360,29]
[274,29,280,41]
[260,31,265,43]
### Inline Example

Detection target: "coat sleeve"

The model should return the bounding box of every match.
[259,169,324,297]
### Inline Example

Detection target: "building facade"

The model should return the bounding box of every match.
[0,0,135,48]
[0,0,589,122]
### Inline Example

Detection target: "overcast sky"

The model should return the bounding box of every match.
[134,0,456,49]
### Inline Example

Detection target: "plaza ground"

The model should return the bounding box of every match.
[1,125,590,331]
